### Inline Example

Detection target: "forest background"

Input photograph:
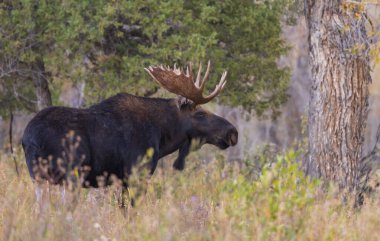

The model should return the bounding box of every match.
[2,1,380,240]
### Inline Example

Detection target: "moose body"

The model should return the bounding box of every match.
[22,62,238,187]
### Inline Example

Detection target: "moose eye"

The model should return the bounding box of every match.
[195,112,206,118]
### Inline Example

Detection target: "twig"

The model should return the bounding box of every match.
[9,110,19,177]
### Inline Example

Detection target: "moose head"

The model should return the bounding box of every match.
[145,61,238,169]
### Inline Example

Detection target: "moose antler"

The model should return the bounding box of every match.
[144,61,227,105]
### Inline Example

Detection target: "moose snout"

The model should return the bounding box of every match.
[226,128,238,146]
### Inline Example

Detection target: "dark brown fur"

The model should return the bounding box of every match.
[22,93,238,187]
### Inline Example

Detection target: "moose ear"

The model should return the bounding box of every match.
[176,97,196,111]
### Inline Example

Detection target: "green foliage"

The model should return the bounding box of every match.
[216,150,320,238]
[0,0,290,116]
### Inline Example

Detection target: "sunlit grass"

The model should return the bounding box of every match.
[1,148,380,241]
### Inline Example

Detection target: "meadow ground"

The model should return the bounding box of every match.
[1,148,380,241]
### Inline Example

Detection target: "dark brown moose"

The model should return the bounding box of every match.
[22,61,238,188]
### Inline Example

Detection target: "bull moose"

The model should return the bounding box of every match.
[22,61,238,188]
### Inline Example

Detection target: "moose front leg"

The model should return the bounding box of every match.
[173,139,191,171]
[149,148,160,175]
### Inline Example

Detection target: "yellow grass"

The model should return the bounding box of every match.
[1,149,380,241]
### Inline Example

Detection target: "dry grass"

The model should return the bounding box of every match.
[1,149,380,241]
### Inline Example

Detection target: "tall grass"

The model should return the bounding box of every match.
[1,148,380,241]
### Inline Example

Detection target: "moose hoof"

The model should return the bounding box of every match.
[173,161,185,171]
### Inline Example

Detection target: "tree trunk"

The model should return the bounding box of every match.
[305,1,371,190]
[32,59,52,111]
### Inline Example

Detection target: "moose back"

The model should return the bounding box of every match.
[22,62,238,187]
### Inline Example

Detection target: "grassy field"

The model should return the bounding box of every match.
[1,148,380,241]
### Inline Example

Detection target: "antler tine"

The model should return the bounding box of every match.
[186,62,193,77]
[145,61,227,106]
[188,62,193,78]
[199,60,211,91]
[173,63,181,75]
[202,70,227,102]
[195,62,202,87]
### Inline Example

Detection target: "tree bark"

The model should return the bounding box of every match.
[305,1,371,190]
[32,58,52,111]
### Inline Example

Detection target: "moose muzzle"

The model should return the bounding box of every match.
[226,127,238,146]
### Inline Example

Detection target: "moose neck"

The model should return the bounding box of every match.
[158,99,192,158]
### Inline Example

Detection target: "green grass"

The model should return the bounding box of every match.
[1,148,380,241]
